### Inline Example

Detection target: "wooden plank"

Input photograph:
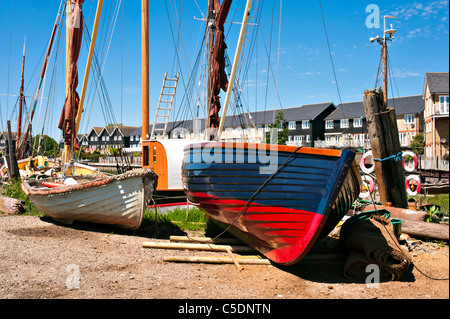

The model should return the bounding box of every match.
[400,219,449,242]
[142,241,256,253]
[0,194,25,215]
[169,235,244,245]
[163,256,271,265]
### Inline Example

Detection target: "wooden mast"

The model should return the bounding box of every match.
[206,0,214,132]
[16,38,26,153]
[74,0,104,139]
[141,0,150,166]
[217,0,252,140]
[63,0,73,164]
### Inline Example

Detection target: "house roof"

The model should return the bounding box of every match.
[326,95,424,120]
[424,72,449,95]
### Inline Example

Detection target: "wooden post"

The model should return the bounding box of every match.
[7,121,20,180]
[363,88,408,208]
[141,0,150,167]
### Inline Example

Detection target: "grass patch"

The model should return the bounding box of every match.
[1,178,43,217]
[422,194,449,214]
[143,206,209,232]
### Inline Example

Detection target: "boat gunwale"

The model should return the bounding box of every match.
[183,142,343,157]
[22,169,157,196]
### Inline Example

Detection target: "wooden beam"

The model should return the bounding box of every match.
[142,241,256,253]
[363,88,408,208]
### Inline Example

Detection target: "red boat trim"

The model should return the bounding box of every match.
[186,190,327,265]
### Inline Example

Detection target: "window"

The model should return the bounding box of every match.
[440,96,449,114]
[265,124,270,132]
[288,121,296,130]
[340,119,349,128]
[257,125,263,132]
[306,135,311,143]
[294,136,301,143]
[278,123,283,131]
[326,120,334,129]
[404,114,415,124]
[353,118,362,128]
[302,120,310,129]
[399,133,408,146]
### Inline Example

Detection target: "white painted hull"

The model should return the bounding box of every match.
[22,169,157,230]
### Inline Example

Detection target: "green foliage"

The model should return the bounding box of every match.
[265,110,288,145]
[32,135,60,157]
[2,179,43,216]
[410,133,424,156]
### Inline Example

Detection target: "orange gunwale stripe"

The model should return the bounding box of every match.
[184,142,343,157]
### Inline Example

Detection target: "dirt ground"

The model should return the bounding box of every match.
[0,214,448,303]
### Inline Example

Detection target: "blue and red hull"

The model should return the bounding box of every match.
[182,142,360,265]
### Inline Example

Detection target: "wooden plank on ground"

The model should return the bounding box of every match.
[142,241,256,253]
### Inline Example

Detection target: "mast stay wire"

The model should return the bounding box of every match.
[318,0,345,120]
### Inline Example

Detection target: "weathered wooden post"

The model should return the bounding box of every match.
[363,88,408,208]
[6,121,20,180]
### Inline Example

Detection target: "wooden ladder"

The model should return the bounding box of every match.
[150,72,180,140]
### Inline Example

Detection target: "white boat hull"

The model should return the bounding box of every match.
[22,169,157,230]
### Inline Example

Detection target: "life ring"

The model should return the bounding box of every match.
[402,151,418,172]
[359,175,375,199]
[360,151,375,174]
[405,175,421,196]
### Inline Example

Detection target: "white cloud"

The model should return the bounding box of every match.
[393,68,421,78]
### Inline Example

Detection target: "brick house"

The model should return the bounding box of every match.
[423,72,449,159]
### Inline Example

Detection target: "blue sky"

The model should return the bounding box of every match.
[0,0,448,140]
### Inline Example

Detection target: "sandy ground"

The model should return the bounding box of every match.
[0,214,448,304]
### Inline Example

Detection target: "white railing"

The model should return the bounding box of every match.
[419,156,449,171]
[431,103,449,117]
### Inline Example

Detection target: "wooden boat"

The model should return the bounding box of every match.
[19,1,158,231]
[22,168,157,229]
[182,142,360,265]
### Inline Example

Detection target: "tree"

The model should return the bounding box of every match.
[32,135,59,157]
[410,132,424,156]
[265,110,288,145]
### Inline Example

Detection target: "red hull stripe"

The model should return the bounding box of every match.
[186,191,326,265]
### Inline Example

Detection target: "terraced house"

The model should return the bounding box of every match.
[423,72,449,159]
[84,125,139,153]
[321,95,424,149]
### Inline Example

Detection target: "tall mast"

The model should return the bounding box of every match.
[206,0,214,131]
[63,0,73,163]
[17,10,61,159]
[16,38,26,152]
[74,0,104,139]
[65,0,73,98]
[141,0,150,165]
[217,0,252,140]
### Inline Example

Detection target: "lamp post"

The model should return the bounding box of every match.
[370,15,398,104]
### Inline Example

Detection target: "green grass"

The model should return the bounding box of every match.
[423,194,449,214]
[1,178,43,217]
[143,206,209,232]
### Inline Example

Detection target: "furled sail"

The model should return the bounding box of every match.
[209,0,232,138]
[58,0,85,151]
